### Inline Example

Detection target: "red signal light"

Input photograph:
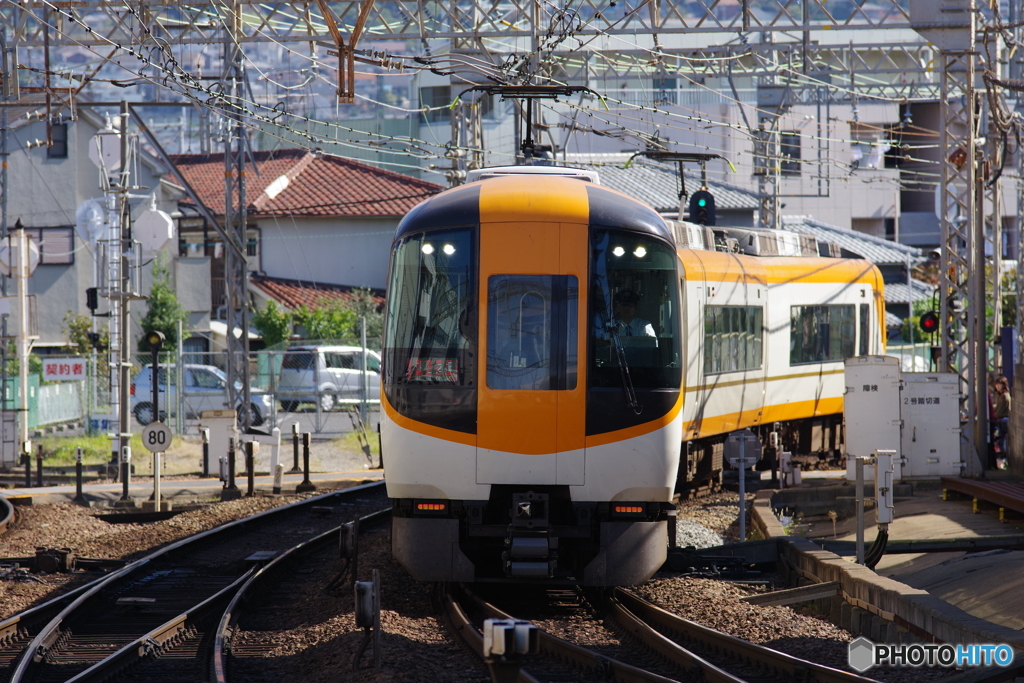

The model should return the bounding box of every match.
[919,311,939,334]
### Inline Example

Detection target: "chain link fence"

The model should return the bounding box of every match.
[7,335,382,440]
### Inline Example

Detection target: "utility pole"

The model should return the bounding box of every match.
[1,33,10,469]
[116,100,134,499]
[11,221,32,464]
[223,1,251,431]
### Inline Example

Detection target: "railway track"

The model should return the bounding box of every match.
[1,480,388,683]
[213,507,391,682]
[448,583,883,683]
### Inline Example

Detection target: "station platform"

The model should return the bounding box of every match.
[788,474,1024,632]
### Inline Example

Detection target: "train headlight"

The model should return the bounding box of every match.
[442,243,456,255]
[633,246,647,258]
[612,246,625,257]
[421,243,435,255]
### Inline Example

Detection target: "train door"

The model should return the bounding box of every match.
[476,221,587,485]
[744,284,768,429]
[680,259,708,440]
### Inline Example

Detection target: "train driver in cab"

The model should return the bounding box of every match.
[600,289,656,339]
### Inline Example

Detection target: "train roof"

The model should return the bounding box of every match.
[395,173,673,244]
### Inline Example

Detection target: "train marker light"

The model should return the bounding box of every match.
[415,501,448,514]
[919,311,939,334]
[613,505,645,515]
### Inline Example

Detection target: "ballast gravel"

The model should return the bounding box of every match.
[0,488,963,682]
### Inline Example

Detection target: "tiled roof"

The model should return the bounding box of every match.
[168,149,444,218]
[561,153,758,212]
[781,215,923,266]
[250,274,384,311]
[883,279,936,306]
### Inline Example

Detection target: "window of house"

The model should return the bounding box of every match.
[780,131,801,176]
[652,77,677,105]
[420,86,452,123]
[849,123,894,171]
[22,227,74,265]
[47,123,68,159]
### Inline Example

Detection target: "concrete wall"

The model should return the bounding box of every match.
[6,115,178,348]
[753,491,1024,648]
[257,215,397,289]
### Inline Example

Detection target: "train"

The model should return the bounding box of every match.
[379,166,885,586]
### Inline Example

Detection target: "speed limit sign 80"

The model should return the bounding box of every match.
[142,422,172,453]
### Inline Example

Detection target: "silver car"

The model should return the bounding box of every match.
[277,345,381,412]
[130,364,273,426]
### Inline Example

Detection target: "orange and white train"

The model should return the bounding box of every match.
[380,167,885,586]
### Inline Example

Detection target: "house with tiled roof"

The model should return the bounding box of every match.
[248,274,384,312]
[168,149,444,319]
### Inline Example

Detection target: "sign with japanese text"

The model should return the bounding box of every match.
[406,358,459,383]
[43,358,86,381]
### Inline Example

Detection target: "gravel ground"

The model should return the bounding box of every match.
[0,488,965,682]
[0,485,369,620]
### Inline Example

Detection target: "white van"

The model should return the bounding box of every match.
[277,345,381,412]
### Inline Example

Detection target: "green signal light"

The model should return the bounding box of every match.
[698,198,707,207]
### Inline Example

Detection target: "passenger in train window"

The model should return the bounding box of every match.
[601,289,656,339]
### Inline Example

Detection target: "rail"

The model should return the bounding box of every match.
[611,588,877,683]
[212,507,391,683]
[0,495,12,536]
[4,480,387,682]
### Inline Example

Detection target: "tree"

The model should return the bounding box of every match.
[347,288,384,341]
[63,311,108,355]
[251,300,293,347]
[294,299,358,340]
[138,254,188,352]
[254,290,384,344]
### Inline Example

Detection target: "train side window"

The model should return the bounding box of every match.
[790,304,856,364]
[486,274,578,391]
[859,303,870,355]
[703,305,763,374]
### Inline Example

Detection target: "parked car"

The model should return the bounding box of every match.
[130,364,273,426]
[277,345,381,412]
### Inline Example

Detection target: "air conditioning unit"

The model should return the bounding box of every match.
[465,166,600,183]
[668,220,715,250]
[716,228,819,257]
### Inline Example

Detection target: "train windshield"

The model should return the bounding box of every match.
[486,274,578,391]
[383,228,475,386]
[589,228,681,390]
